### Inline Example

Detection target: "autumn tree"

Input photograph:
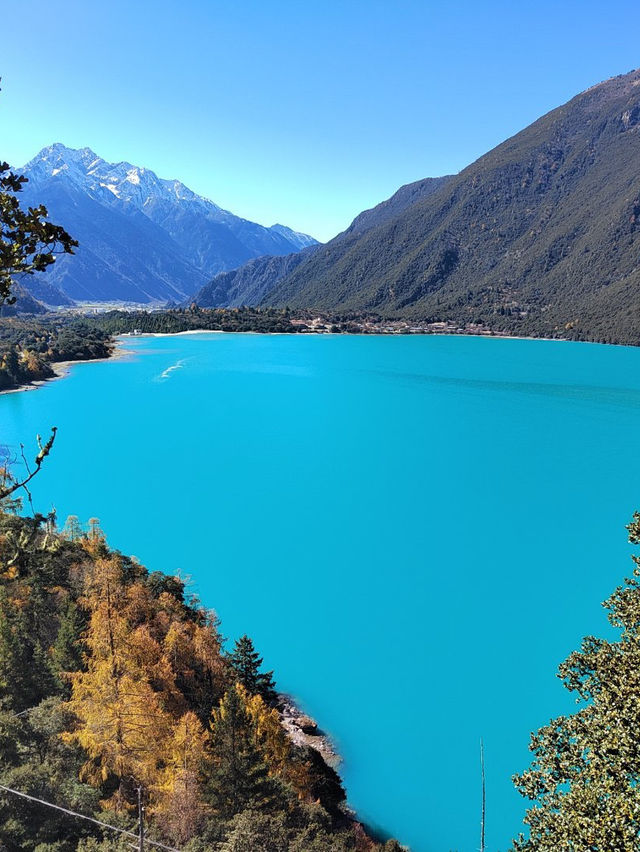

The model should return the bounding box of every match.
[65,556,174,805]
[512,512,640,850]
[228,635,277,704]
[154,711,211,844]
[241,686,291,776]
[207,684,278,819]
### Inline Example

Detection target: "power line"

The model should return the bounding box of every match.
[0,783,181,852]
[480,738,486,852]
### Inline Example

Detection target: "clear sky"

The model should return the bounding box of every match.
[2,0,639,241]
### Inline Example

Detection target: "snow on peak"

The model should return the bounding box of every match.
[19,144,317,250]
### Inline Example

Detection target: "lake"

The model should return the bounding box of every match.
[3,332,640,851]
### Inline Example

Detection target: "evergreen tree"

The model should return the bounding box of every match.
[219,810,289,852]
[0,590,57,711]
[51,600,85,689]
[207,685,278,819]
[228,636,277,704]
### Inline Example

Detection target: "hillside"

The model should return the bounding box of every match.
[0,504,400,851]
[191,248,315,308]
[17,145,317,305]
[264,69,640,345]
[192,175,451,308]
[345,175,453,236]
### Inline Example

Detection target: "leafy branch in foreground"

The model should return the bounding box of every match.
[0,161,77,306]
[512,512,640,850]
[0,80,77,306]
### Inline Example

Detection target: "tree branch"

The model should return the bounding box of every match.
[0,427,57,501]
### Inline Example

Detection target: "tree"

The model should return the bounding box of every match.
[0,87,77,306]
[51,600,85,689]
[512,512,640,850]
[207,685,277,819]
[228,636,277,704]
[62,515,84,542]
[65,556,174,804]
[154,711,211,845]
[218,810,289,852]
[0,428,57,505]
[242,687,291,776]
[0,588,57,711]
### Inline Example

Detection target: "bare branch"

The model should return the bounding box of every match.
[0,427,57,501]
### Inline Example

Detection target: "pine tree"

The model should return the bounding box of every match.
[207,685,278,819]
[228,636,277,704]
[51,599,85,688]
[0,590,57,711]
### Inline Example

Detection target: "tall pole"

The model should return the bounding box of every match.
[480,738,486,852]
[138,786,144,852]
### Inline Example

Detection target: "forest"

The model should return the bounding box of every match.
[91,308,304,336]
[0,489,401,852]
[0,317,112,393]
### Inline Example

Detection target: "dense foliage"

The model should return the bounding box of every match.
[0,317,112,392]
[190,179,452,310]
[92,307,303,336]
[0,505,399,851]
[512,513,640,850]
[264,69,640,346]
[191,251,313,309]
[0,151,76,304]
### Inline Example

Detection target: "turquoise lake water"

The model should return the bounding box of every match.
[3,332,640,851]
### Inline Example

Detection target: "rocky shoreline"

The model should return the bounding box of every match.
[278,692,341,769]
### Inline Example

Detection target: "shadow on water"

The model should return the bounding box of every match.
[369,369,640,410]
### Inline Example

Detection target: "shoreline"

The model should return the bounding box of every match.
[123,326,571,343]
[0,339,134,397]
[52,339,134,376]
[1,325,625,398]
[278,692,341,768]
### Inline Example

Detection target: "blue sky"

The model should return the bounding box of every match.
[2,0,639,241]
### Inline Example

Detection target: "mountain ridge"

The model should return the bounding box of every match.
[16,144,318,305]
[261,68,640,344]
[191,174,453,308]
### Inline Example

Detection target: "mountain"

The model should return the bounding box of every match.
[0,284,49,317]
[17,145,318,305]
[191,175,453,308]
[192,247,316,308]
[263,69,640,344]
[345,175,453,236]
[269,223,319,250]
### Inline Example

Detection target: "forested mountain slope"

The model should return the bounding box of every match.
[0,507,400,851]
[192,176,452,308]
[191,247,315,308]
[264,69,640,344]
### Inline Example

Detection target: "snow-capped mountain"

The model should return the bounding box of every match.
[17,144,318,305]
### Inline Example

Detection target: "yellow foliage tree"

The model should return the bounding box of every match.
[240,685,291,776]
[65,556,174,806]
[154,711,211,844]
